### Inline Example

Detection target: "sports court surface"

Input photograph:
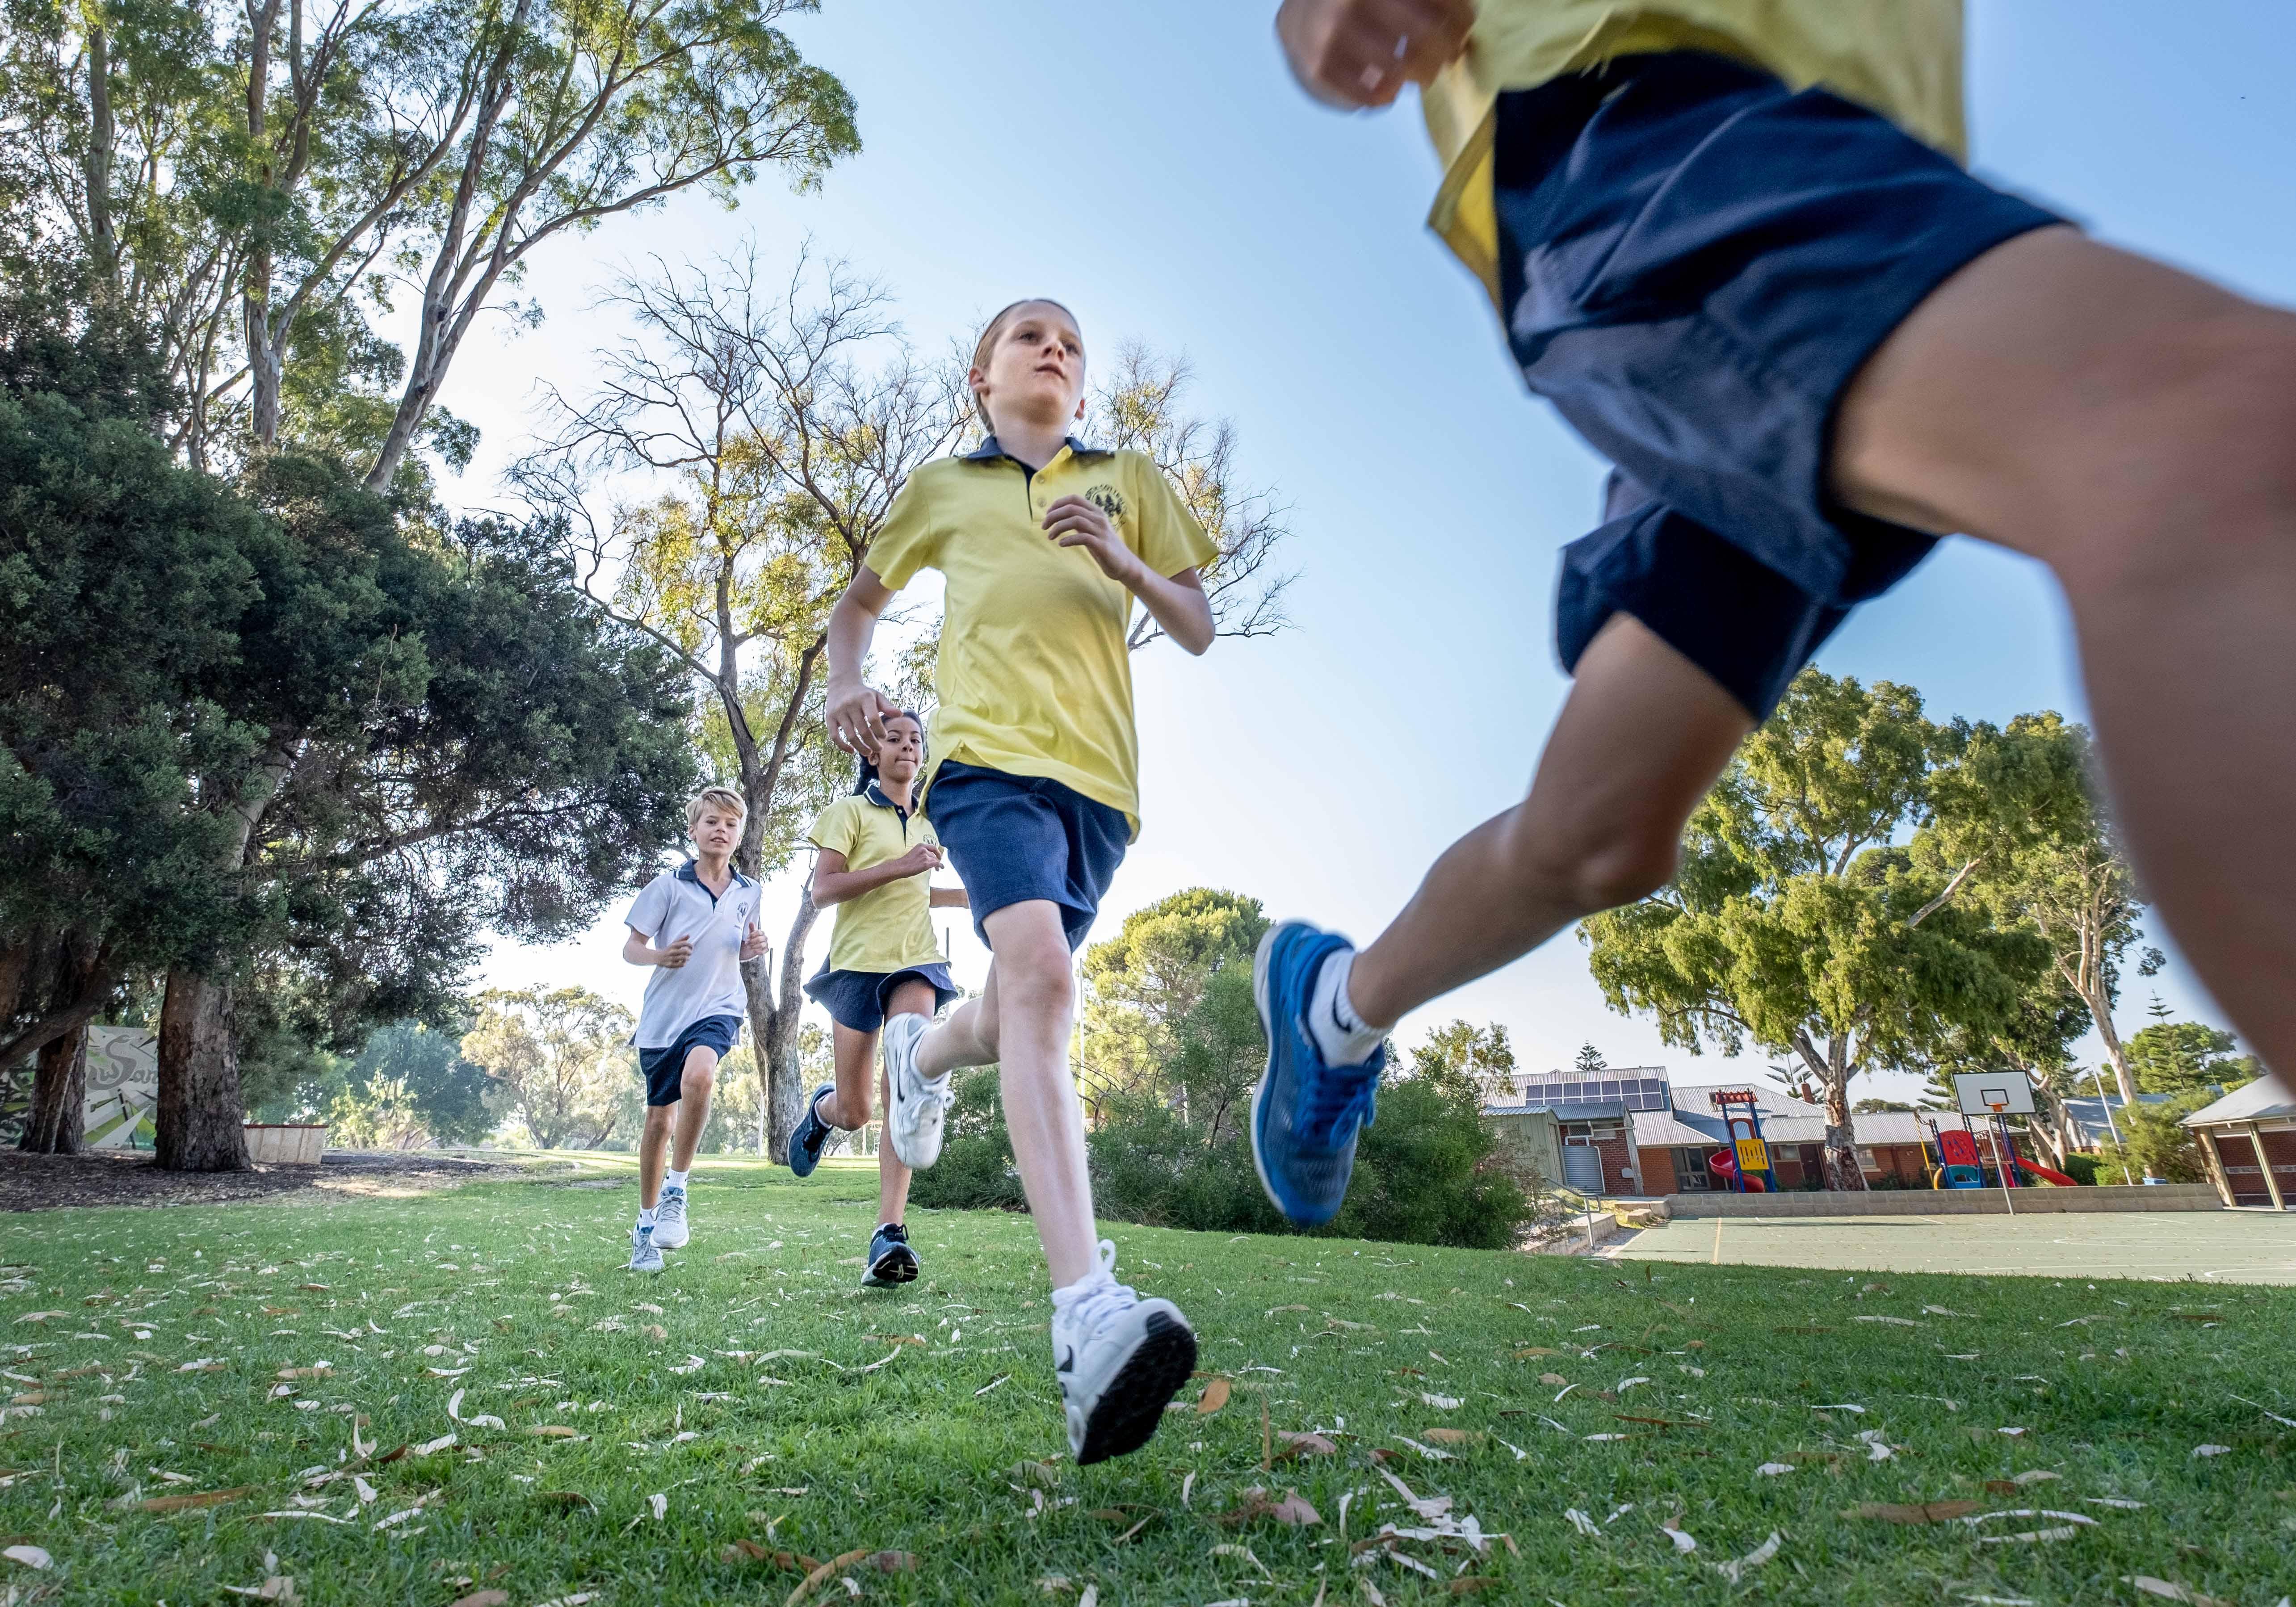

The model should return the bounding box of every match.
[1612,1208,2296,1284]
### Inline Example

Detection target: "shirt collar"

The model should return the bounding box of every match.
[961,433,1104,464]
[676,856,751,888]
[863,781,914,819]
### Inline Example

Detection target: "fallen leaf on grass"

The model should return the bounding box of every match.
[1515,1347,1559,1359]
[448,1592,509,1607]
[1421,1428,1480,1447]
[1714,1530,1780,1583]
[1537,1373,1566,1387]
[1420,1393,1463,1410]
[2127,1577,2231,1607]
[2190,1444,2232,1459]
[220,1578,297,1602]
[139,1485,256,1513]
[1661,1522,1696,1554]
[974,1374,1011,1398]
[529,1426,582,1439]
[1213,1541,1274,1574]
[2,1545,50,1569]
[642,1324,668,1343]
[1275,1431,1338,1460]
[785,1548,875,1606]
[1196,1377,1232,1415]
[1565,1509,1599,1537]
[1847,1501,1984,1524]
[1222,1488,1321,1528]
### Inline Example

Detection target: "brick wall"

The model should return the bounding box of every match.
[1640,1145,1680,1196]
[1595,1132,1636,1195]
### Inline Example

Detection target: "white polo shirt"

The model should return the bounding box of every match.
[624,859,760,1049]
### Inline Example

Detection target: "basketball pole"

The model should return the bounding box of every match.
[1991,1103,2015,1215]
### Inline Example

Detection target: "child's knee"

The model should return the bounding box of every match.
[1509,804,1683,916]
[681,1054,718,1099]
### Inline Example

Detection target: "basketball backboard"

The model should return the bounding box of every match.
[1952,1071,2036,1116]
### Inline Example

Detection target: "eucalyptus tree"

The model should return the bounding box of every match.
[1582,671,2048,1189]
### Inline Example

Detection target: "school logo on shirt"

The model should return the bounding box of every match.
[1085,484,1126,520]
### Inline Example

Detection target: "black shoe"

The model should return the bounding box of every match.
[860,1222,919,1287]
[788,1083,837,1178]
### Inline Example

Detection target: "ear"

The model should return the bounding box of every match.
[1073,392,1086,422]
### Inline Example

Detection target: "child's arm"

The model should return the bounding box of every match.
[623,926,693,969]
[929,884,971,909]
[825,569,907,755]
[811,843,946,908]
[1273,0,1473,110]
[1042,496,1216,655]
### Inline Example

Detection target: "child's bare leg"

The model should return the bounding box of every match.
[873,980,938,1224]
[1344,614,1752,1030]
[669,1047,718,1172]
[916,902,1094,1286]
[826,1023,879,1132]
[638,1105,673,1210]
[1830,225,2296,1070]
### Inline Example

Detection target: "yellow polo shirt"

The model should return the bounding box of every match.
[865,439,1217,840]
[1422,1,1966,307]
[808,788,946,975]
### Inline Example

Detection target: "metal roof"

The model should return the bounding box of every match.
[2180,1073,2296,1127]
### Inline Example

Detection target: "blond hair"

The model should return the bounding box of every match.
[969,298,1082,431]
[685,786,747,833]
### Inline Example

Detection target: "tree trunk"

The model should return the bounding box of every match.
[1819,1047,1868,1192]
[156,971,251,1172]
[742,890,821,1165]
[20,1025,86,1155]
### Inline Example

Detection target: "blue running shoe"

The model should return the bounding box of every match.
[859,1222,919,1288]
[1251,921,1385,1225]
[627,1219,663,1273]
[787,1083,838,1178]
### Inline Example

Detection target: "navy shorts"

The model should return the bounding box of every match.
[1493,51,2062,719]
[637,1014,741,1107]
[803,961,961,1033]
[925,761,1127,951]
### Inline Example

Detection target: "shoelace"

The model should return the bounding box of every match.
[1299,1064,1379,1149]
[1054,1240,1138,1338]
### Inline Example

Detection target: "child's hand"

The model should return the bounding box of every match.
[1274,0,1472,109]
[656,935,694,969]
[890,842,945,880]
[827,677,903,756]
[1044,495,1144,588]
[739,922,768,962]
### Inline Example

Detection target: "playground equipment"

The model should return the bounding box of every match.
[1711,1090,1775,1192]
[1927,1124,1987,1188]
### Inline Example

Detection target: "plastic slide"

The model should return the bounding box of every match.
[1708,1148,1767,1191]
[2013,1157,2078,1187]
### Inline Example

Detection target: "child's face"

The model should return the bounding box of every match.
[876,718,924,784]
[973,303,1086,430]
[692,806,742,856]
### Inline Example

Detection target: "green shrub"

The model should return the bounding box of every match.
[907,1068,1028,1212]
[2060,1152,2102,1186]
[914,1064,1535,1250]
[2093,1091,2214,1184]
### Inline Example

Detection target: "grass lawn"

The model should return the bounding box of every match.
[0,1157,2289,1606]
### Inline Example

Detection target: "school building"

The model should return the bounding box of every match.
[1479,1068,2020,1197]
[2181,1072,2296,1209]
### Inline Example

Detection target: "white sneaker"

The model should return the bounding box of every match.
[627,1221,663,1273]
[882,1014,952,1170]
[652,1185,689,1249]
[1050,1240,1198,1465]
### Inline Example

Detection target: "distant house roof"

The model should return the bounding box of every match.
[2061,1092,2176,1145]
[2180,1073,2296,1128]
[1669,1083,1824,1120]
[1632,1109,1725,1149]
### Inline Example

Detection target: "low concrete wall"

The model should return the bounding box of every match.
[1662,1183,2220,1218]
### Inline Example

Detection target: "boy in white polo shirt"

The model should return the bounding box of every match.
[621,787,768,1271]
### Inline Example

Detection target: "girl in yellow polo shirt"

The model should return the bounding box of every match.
[788,711,966,1288]
[824,298,1217,1465]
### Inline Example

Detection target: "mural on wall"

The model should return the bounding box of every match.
[84,1026,160,1149]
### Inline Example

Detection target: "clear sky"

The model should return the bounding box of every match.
[461,1,2296,1102]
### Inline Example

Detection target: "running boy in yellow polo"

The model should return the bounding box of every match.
[1248,0,2296,1227]
[785,710,967,1288]
[825,299,1217,1464]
